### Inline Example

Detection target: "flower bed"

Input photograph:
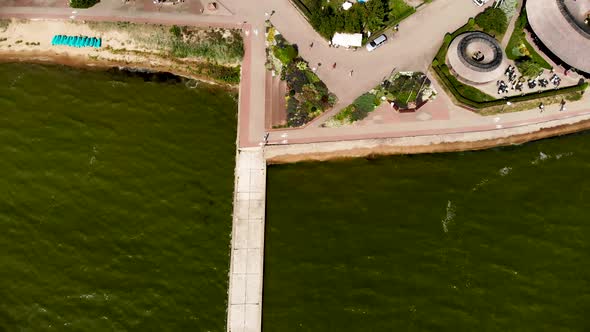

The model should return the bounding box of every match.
[266,23,337,127]
[326,72,436,127]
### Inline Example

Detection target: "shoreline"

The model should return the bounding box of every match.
[0,18,243,89]
[0,50,238,90]
[6,49,590,165]
[264,116,590,164]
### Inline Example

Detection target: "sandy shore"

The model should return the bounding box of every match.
[0,18,239,87]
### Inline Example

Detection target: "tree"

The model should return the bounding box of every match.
[311,7,339,39]
[343,6,364,33]
[364,0,385,32]
[516,59,543,78]
[475,7,508,35]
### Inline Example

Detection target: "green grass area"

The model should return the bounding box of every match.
[388,0,415,24]
[504,9,552,69]
[0,63,237,331]
[433,64,495,103]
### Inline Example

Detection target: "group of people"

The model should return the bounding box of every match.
[497,66,562,94]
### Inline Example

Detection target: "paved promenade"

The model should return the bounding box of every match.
[265,109,590,162]
[227,147,266,332]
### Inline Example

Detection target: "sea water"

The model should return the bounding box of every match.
[0,63,237,331]
[264,135,590,331]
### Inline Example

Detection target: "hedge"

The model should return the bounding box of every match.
[433,64,587,110]
[69,0,99,8]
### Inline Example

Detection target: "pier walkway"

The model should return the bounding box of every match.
[227,147,266,332]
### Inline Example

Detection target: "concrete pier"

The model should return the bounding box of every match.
[227,147,266,332]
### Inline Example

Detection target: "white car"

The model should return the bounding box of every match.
[366,34,387,52]
[473,0,489,6]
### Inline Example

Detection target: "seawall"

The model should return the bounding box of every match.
[265,112,590,164]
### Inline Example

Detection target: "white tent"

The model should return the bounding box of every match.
[331,32,363,48]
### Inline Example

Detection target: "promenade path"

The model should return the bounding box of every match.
[228,147,266,332]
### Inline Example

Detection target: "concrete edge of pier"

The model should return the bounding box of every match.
[227,147,266,332]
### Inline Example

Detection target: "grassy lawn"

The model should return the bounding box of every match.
[434,64,495,103]
[504,9,552,69]
[388,0,415,24]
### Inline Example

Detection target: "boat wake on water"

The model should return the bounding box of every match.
[531,151,574,164]
[441,200,455,233]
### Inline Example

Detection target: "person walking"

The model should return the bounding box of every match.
[349,70,354,77]
[332,62,337,69]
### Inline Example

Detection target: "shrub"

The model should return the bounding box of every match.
[516,59,543,78]
[170,25,181,38]
[350,93,377,121]
[475,7,508,35]
[69,0,99,8]
[273,44,298,65]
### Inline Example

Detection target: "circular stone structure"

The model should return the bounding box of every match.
[447,31,507,84]
[527,0,590,73]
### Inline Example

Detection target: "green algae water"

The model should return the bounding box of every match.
[0,63,236,331]
[264,136,590,331]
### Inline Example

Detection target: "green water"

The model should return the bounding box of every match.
[0,63,237,331]
[264,136,590,331]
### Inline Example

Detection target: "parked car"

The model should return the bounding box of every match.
[366,34,387,52]
[473,0,489,6]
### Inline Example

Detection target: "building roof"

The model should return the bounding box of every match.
[331,33,363,47]
[447,31,507,84]
[526,0,590,73]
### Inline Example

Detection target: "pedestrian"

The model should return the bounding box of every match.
[310,42,314,48]
[349,70,353,77]
[332,62,336,69]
